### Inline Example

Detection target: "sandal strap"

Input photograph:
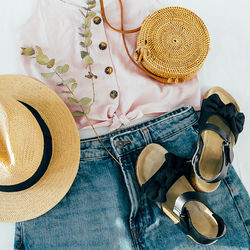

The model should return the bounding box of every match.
[192,123,234,183]
[174,191,227,245]
[201,123,231,142]
[141,153,190,203]
[199,94,245,142]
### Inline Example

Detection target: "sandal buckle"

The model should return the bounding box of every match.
[223,140,234,164]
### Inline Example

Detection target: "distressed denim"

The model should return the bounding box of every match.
[15,106,250,250]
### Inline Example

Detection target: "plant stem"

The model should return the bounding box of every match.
[53,69,64,82]
[88,64,95,102]
[83,112,120,165]
[53,69,120,165]
[84,7,95,103]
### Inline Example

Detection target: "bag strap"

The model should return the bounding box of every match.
[99,0,176,84]
[99,0,140,33]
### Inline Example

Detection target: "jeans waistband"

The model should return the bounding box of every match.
[80,106,198,159]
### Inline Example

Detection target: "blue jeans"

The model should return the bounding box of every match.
[14,106,250,249]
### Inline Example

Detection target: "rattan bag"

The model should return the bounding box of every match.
[100,1,210,84]
[134,7,210,83]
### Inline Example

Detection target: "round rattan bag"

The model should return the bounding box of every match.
[134,7,210,83]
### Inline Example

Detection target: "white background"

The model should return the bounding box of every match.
[0,0,250,249]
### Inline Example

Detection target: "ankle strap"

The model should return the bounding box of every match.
[192,123,234,183]
[174,191,227,245]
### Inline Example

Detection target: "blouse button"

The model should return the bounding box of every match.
[93,16,102,25]
[110,90,118,99]
[105,66,113,75]
[99,42,107,50]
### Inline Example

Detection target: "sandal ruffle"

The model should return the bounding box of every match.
[199,94,245,141]
[141,153,190,203]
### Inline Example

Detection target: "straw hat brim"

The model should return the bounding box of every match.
[0,75,80,222]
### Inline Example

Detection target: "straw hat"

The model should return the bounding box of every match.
[0,75,80,222]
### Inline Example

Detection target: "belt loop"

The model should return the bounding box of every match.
[140,127,152,145]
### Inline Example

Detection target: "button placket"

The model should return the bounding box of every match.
[91,13,120,112]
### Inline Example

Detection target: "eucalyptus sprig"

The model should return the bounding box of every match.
[79,0,97,102]
[20,3,121,166]
[21,46,92,117]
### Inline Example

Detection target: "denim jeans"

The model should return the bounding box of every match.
[14,106,250,250]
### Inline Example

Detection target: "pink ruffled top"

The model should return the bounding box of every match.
[18,0,201,131]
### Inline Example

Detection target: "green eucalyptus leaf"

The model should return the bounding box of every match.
[80,42,86,47]
[86,32,92,38]
[87,11,96,18]
[86,0,96,5]
[85,22,91,28]
[83,28,91,37]
[87,3,96,10]
[36,45,43,55]
[71,83,78,92]
[56,64,69,74]
[85,55,94,66]
[36,54,49,65]
[81,51,89,59]
[47,58,55,68]
[61,90,71,94]
[56,66,63,73]
[62,64,69,73]
[84,17,91,27]
[79,97,91,106]
[21,47,35,56]
[72,110,84,117]
[68,97,79,104]
[63,78,76,84]
[84,37,92,47]
[41,72,55,79]
[84,104,92,114]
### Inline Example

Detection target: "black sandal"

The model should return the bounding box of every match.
[136,144,226,245]
[191,87,245,192]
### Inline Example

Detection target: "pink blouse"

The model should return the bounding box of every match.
[18,0,202,131]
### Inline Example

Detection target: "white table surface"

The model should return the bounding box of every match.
[0,0,250,249]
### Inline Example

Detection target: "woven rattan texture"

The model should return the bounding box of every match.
[135,7,210,83]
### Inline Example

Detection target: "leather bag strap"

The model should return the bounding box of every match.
[99,0,141,33]
[99,0,176,84]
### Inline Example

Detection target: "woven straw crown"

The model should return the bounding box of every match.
[0,75,80,222]
[0,95,44,185]
[135,7,210,83]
